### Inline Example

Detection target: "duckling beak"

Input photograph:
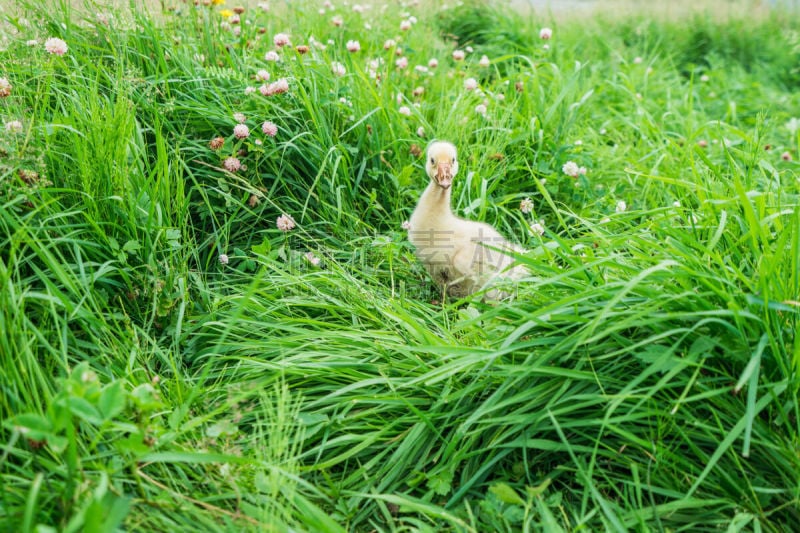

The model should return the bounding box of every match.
[436,161,452,189]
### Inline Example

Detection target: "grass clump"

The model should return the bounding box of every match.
[1,0,799,531]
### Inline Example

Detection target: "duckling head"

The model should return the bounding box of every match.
[425,140,458,189]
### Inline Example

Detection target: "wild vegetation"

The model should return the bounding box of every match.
[1,0,799,530]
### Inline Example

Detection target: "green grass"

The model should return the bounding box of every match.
[1,0,799,530]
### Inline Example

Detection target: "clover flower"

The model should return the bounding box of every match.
[452,50,465,61]
[305,251,321,266]
[276,213,295,231]
[233,124,250,139]
[273,33,290,47]
[262,121,278,136]
[530,222,545,236]
[562,161,586,178]
[261,78,289,96]
[539,27,552,40]
[5,120,23,133]
[346,40,361,52]
[331,61,346,77]
[464,77,478,90]
[223,157,241,172]
[45,37,68,56]
[0,77,11,98]
[520,197,533,214]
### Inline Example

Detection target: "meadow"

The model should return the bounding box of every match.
[1,0,799,530]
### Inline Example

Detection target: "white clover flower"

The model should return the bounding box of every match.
[233,124,250,139]
[331,61,346,77]
[305,251,321,266]
[4,120,23,133]
[44,37,68,56]
[276,214,295,231]
[562,161,580,177]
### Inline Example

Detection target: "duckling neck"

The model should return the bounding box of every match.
[417,181,454,221]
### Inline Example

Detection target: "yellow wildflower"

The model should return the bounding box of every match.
[219,8,233,18]
[212,0,226,5]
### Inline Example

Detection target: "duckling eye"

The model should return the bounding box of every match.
[452,158,456,164]
[430,157,435,165]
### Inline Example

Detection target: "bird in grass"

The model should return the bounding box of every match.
[408,140,527,300]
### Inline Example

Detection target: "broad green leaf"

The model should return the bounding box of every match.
[68,397,104,426]
[489,482,526,506]
[98,380,126,420]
